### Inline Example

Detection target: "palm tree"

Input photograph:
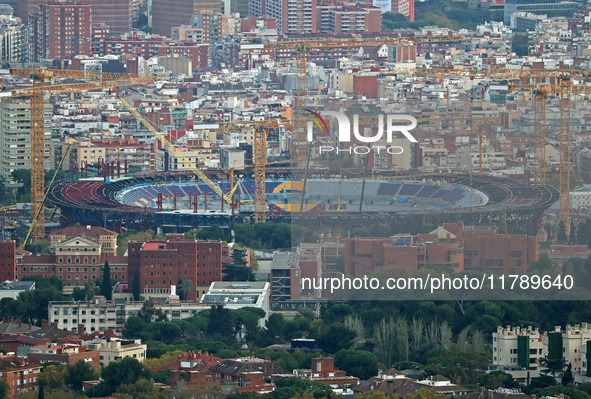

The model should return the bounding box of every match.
[178,279,196,301]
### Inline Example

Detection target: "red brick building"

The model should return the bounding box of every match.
[293,358,359,387]
[0,355,41,398]
[15,226,126,287]
[327,5,382,34]
[344,223,537,276]
[127,236,222,300]
[18,0,132,34]
[156,43,209,69]
[30,2,92,62]
[27,344,100,369]
[0,241,15,281]
[354,75,379,99]
[104,35,168,59]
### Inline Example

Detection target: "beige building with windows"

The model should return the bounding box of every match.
[49,226,117,256]
[155,146,220,171]
[421,138,448,167]
[48,297,211,334]
[84,338,147,367]
[50,138,106,171]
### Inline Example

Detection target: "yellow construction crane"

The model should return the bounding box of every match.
[382,67,591,236]
[120,98,241,209]
[193,114,463,223]
[0,67,152,242]
[241,35,471,168]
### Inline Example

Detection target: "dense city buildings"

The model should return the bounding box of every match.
[151,0,221,36]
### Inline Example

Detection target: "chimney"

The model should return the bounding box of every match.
[41,319,48,328]
[455,377,461,385]
[17,318,21,328]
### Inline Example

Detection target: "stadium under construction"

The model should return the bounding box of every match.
[47,170,559,233]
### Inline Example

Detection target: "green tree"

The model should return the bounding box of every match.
[101,260,112,300]
[315,323,356,354]
[38,364,66,390]
[405,389,445,399]
[478,371,518,389]
[72,287,87,301]
[0,379,8,399]
[540,357,567,377]
[38,381,45,399]
[64,360,98,391]
[137,300,166,323]
[512,33,529,57]
[207,305,236,344]
[563,363,574,385]
[334,349,379,380]
[99,357,151,396]
[178,279,195,301]
[533,386,590,399]
[123,316,152,341]
[114,378,168,399]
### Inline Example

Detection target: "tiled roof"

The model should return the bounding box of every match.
[51,226,117,237]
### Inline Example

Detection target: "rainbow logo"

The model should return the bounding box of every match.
[305,109,328,134]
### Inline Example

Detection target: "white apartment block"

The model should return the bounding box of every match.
[0,99,52,184]
[48,297,211,334]
[493,326,543,370]
[494,324,591,382]
[541,324,591,374]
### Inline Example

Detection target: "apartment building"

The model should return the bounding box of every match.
[420,138,449,168]
[264,0,318,35]
[0,355,41,398]
[155,146,219,172]
[492,326,543,376]
[84,338,146,367]
[0,241,15,282]
[27,344,100,369]
[30,2,92,62]
[343,223,537,277]
[0,99,52,184]
[50,138,106,171]
[18,0,132,35]
[542,324,591,374]
[494,324,591,381]
[326,5,381,34]
[171,25,204,43]
[127,237,223,300]
[48,297,212,334]
[90,139,151,172]
[0,16,24,63]
[151,0,221,37]
[458,146,507,171]
[392,0,415,22]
